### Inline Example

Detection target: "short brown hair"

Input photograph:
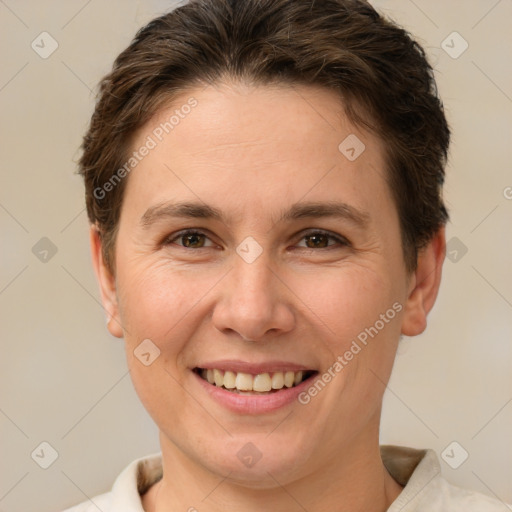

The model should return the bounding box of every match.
[80,0,450,272]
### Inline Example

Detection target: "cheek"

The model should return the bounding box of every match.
[114,262,207,425]
[116,260,197,347]
[289,266,403,439]
[117,255,402,352]
[294,265,399,350]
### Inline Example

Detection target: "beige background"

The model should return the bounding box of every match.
[1,1,511,511]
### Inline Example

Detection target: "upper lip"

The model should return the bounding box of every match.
[194,360,315,375]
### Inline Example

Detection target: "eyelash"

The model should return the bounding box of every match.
[163,229,350,250]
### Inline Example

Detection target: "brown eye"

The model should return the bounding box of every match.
[296,230,349,249]
[181,233,206,248]
[165,230,214,248]
[304,233,330,248]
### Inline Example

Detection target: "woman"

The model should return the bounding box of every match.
[64,0,507,510]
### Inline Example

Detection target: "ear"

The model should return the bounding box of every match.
[89,225,124,338]
[401,227,446,337]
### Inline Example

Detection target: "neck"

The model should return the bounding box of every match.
[144,427,403,512]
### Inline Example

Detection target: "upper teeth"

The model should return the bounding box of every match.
[201,369,304,392]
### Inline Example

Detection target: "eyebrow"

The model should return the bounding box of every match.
[140,200,370,229]
[141,201,223,228]
[279,201,370,228]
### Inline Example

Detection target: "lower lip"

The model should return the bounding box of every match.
[192,371,316,414]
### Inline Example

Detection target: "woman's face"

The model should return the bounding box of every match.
[100,82,420,485]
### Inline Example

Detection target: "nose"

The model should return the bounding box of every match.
[211,252,295,342]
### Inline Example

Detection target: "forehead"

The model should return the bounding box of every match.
[145,82,373,162]
[124,81,393,226]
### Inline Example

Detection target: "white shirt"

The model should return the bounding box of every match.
[62,445,509,511]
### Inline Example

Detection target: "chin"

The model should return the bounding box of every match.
[199,433,314,488]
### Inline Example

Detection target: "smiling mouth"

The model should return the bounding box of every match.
[194,368,317,395]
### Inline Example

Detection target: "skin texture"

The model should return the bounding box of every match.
[91,82,445,512]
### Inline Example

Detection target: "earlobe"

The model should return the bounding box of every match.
[401,228,446,337]
[89,226,124,338]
